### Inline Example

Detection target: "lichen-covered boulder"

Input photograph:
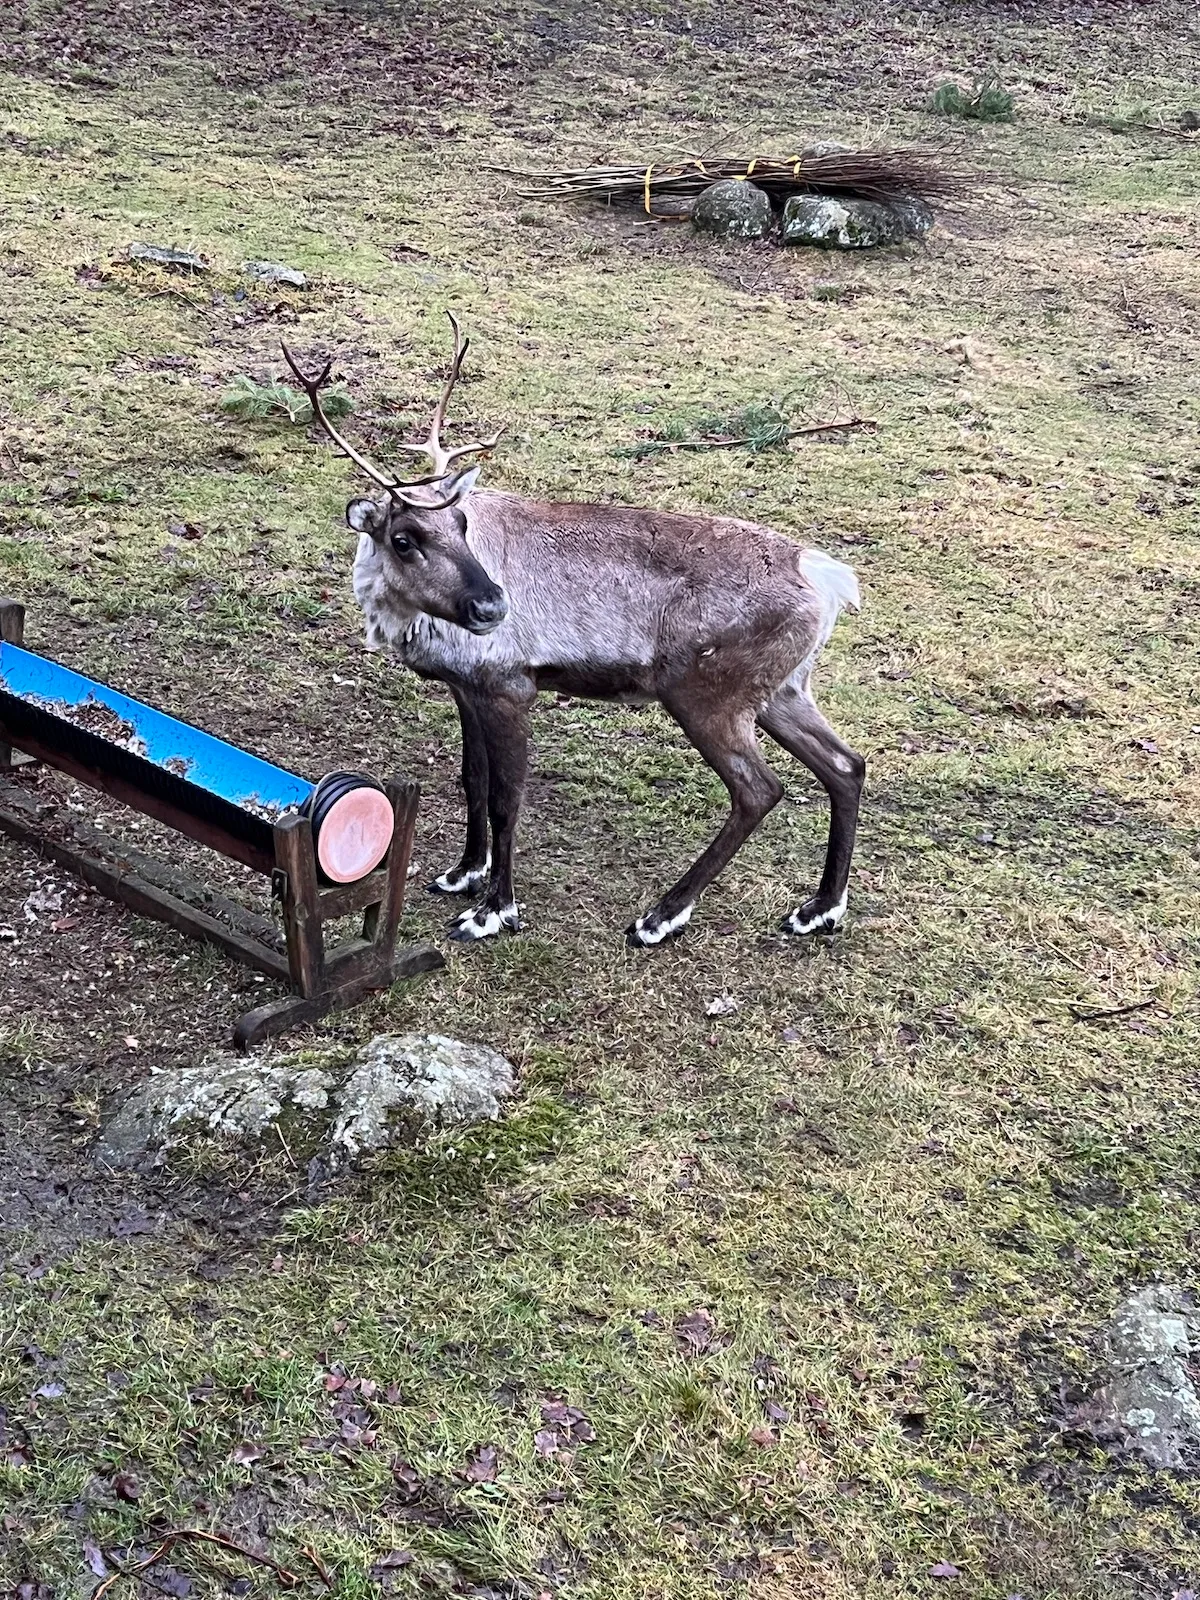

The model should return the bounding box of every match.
[691,180,773,240]
[96,1057,336,1170]
[781,195,933,249]
[1068,1285,1200,1469]
[95,1034,517,1173]
[329,1033,516,1167]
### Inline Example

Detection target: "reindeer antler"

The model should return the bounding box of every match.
[281,314,504,506]
[387,313,505,479]
[280,344,401,494]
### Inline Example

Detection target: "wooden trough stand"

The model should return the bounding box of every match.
[0,599,444,1048]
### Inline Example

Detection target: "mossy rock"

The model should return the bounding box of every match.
[781,195,933,249]
[692,179,773,239]
[94,1034,517,1173]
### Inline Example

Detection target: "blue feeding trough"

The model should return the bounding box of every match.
[0,639,315,872]
[0,599,442,1048]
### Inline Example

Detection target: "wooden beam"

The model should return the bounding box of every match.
[0,779,284,952]
[233,943,444,1051]
[0,721,276,874]
[363,779,418,947]
[0,787,290,981]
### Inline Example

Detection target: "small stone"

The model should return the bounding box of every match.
[127,242,209,272]
[1180,110,1200,131]
[244,260,308,289]
[800,140,856,157]
[691,179,773,240]
[781,195,933,250]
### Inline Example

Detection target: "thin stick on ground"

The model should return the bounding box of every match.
[1068,998,1158,1024]
[91,1530,305,1600]
[631,415,877,457]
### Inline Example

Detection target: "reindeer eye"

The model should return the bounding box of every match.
[390,533,417,558]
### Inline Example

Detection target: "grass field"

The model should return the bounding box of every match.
[2,2,1199,1596]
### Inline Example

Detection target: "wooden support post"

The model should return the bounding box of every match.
[0,599,26,771]
[363,779,419,959]
[273,813,326,1000]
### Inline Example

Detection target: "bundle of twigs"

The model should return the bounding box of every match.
[505,148,968,214]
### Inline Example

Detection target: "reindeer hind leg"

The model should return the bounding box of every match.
[628,697,783,947]
[757,679,864,936]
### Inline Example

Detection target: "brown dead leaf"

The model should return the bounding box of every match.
[112,1469,140,1502]
[673,1308,724,1356]
[462,1443,499,1483]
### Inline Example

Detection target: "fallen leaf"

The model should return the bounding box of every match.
[372,1551,413,1571]
[83,1540,109,1579]
[750,1425,777,1447]
[51,916,81,932]
[705,994,738,1017]
[930,1561,961,1579]
[232,1442,265,1465]
[34,1381,65,1399]
[149,1566,192,1597]
[539,1400,596,1443]
[765,1400,790,1423]
[390,1459,421,1498]
[112,1209,154,1239]
[462,1443,499,1483]
[112,1470,140,1503]
[270,1254,285,1272]
[123,1035,139,1049]
[169,521,205,541]
[534,1427,559,1458]
[673,1308,723,1356]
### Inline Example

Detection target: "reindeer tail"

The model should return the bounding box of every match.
[799,548,861,651]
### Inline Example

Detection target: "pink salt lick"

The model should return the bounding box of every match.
[315,786,394,883]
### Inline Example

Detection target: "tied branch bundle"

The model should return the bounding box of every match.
[504,148,970,214]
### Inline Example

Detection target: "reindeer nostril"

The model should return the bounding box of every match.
[466,591,509,631]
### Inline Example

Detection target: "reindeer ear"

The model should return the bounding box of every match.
[346,497,388,535]
[442,465,482,505]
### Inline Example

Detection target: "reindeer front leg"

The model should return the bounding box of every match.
[447,689,530,942]
[429,689,492,896]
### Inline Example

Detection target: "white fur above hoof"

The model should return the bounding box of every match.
[448,902,520,943]
[783,891,848,938]
[626,903,693,949]
[429,858,490,896]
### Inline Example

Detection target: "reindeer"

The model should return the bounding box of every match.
[282,318,865,946]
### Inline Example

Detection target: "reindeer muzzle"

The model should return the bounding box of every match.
[463,590,509,635]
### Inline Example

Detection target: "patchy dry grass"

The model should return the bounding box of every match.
[2,2,1200,1597]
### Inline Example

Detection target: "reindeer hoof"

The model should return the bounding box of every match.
[428,861,491,896]
[626,902,694,949]
[448,902,520,942]
[782,891,848,938]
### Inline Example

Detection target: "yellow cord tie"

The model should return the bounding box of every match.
[746,158,758,177]
[644,163,655,214]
